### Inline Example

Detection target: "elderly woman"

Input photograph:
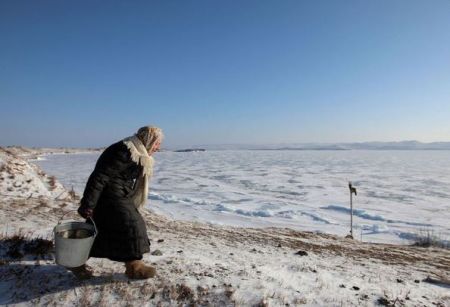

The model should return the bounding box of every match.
[73,126,163,280]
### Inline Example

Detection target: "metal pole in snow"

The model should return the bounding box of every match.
[348,182,357,239]
[350,185,353,237]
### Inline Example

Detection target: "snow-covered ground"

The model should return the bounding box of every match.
[35,150,450,246]
[0,147,74,200]
[1,147,449,306]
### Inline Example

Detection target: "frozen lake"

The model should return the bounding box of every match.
[34,150,450,245]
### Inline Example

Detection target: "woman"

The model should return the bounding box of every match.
[73,126,163,280]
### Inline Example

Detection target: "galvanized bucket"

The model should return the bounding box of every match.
[53,211,97,268]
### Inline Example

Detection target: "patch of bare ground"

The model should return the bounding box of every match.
[140,209,450,274]
[0,232,53,261]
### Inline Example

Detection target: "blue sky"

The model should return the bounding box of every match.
[1,1,449,148]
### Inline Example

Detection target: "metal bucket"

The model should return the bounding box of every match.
[53,211,97,268]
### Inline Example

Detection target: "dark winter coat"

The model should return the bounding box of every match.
[80,141,150,261]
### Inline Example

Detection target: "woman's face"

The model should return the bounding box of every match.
[148,139,161,155]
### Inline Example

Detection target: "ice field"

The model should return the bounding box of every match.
[35,150,450,245]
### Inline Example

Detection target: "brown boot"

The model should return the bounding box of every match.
[125,260,156,279]
[67,264,93,280]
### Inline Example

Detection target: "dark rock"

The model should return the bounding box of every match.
[377,297,390,306]
[177,250,183,253]
[157,239,164,243]
[176,284,194,301]
[352,286,360,291]
[339,284,346,288]
[396,278,403,283]
[277,243,282,248]
[294,250,308,256]
[151,250,163,256]
[414,279,420,283]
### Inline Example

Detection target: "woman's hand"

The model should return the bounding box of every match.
[78,205,94,219]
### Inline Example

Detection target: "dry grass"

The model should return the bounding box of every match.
[1,231,53,260]
[377,290,412,307]
[78,285,92,307]
[412,229,449,249]
[140,209,450,272]
[68,187,78,200]
[34,199,49,210]
[48,176,57,191]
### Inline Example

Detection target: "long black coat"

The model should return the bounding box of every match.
[80,141,150,261]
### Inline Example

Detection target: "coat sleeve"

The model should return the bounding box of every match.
[80,144,130,210]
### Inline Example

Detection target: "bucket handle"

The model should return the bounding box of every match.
[58,210,98,235]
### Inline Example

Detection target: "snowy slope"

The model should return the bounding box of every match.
[0,148,72,200]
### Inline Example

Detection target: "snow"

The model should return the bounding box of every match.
[0,148,70,200]
[1,147,449,306]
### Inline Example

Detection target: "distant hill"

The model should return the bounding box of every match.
[191,141,450,150]
[174,148,206,152]
[342,141,450,150]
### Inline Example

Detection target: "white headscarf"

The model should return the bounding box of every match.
[122,126,163,208]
